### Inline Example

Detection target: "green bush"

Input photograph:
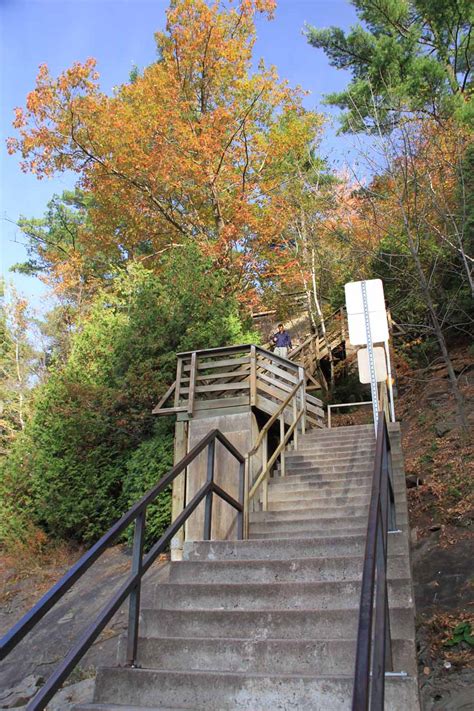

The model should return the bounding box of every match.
[1,246,257,547]
[122,420,174,549]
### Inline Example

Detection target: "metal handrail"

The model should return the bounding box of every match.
[0,429,245,711]
[352,412,397,710]
[327,401,373,428]
[244,379,305,534]
[248,379,303,457]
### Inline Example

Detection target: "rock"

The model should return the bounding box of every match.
[0,677,94,711]
[435,421,455,437]
[45,677,94,710]
[406,474,423,488]
[0,674,44,708]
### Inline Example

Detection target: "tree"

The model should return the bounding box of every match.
[10,189,113,305]
[0,245,257,545]
[0,284,36,454]
[346,118,472,427]
[8,0,321,301]
[306,0,473,132]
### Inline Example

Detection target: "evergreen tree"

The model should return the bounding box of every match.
[306,0,473,132]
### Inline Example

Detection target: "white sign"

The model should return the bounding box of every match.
[357,347,387,384]
[344,279,389,346]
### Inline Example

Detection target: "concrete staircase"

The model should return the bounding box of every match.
[76,424,419,710]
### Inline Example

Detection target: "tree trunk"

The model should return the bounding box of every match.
[404,225,468,429]
[311,246,335,391]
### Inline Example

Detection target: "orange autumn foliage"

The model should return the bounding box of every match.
[8,0,321,302]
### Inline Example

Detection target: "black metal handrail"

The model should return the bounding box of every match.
[0,429,244,711]
[352,411,397,710]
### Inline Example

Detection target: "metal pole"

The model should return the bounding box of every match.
[203,439,215,540]
[384,340,396,422]
[126,510,145,666]
[361,280,379,436]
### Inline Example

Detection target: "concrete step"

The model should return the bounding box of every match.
[285,453,375,466]
[267,487,406,503]
[249,506,405,524]
[251,525,369,539]
[75,707,183,711]
[91,668,420,710]
[266,501,370,515]
[139,606,416,641]
[249,508,368,538]
[249,506,366,522]
[272,470,372,484]
[280,462,375,475]
[131,636,417,676]
[267,479,407,496]
[276,476,405,493]
[184,532,409,561]
[152,579,413,611]
[168,554,410,584]
[250,514,407,534]
[288,444,376,456]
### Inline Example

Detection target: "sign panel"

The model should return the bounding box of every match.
[357,347,387,384]
[344,279,389,345]
[347,312,389,346]
[345,278,385,315]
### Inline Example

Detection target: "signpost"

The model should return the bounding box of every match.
[344,279,395,434]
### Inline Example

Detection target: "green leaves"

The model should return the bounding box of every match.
[1,246,257,546]
[444,621,474,647]
[306,0,473,132]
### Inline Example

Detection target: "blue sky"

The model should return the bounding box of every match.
[1,0,360,308]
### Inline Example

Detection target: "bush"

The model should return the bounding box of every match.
[122,420,174,549]
[1,246,257,546]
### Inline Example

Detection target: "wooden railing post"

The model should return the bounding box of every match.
[250,345,257,406]
[126,509,146,666]
[243,457,250,536]
[187,351,197,417]
[298,366,306,434]
[292,396,298,449]
[340,306,346,342]
[279,414,286,477]
[262,431,268,510]
[174,356,183,407]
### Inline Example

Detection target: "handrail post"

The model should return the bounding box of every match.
[187,351,197,417]
[250,345,257,406]
[126,509,146,666]
[238,460,245,539]
[292,396,298,449]
[279,414,286,477]
[298,368,306,434]
[340,306,346,342]
[174,356,183,407]
[298,367,306,434]
[243,457,250,537]
[203,438,215,540]
[262,431,268,511]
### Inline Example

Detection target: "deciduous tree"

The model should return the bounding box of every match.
[8,0,321,301]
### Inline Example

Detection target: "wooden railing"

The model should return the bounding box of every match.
[287,306,348,388]
[153,344,325,429]
[244,378,306,533]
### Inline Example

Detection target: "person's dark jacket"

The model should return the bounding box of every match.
[273,331,292,348]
